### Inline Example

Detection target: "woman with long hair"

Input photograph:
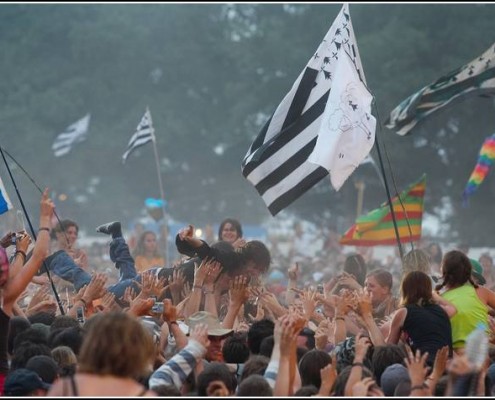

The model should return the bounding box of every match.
[133,231,165,273]
[386,271,454,365]
[437,250,495,351]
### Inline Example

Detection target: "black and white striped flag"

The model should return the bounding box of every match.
[52,114,91,157]
[242,3,371,216]
[122,108,155,163]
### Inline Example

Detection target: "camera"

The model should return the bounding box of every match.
[151,302,164,314]
[76,306,85,324]
[10,233,21,245]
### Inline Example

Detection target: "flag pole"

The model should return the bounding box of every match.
[0,146,65,315]
[150,127,169,267]
[373,133,404,260]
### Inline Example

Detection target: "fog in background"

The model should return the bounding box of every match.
[1,3,495,246]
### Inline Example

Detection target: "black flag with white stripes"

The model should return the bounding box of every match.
[241,3,368,216]
[52,114,91,157]
[122,108,155,164]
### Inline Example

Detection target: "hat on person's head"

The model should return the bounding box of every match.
[470,258,486,285]
[380,363,410,396]
[4,368,51,396]
[187,311,233,337]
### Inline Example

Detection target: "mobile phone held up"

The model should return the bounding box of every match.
[76,307,85,324]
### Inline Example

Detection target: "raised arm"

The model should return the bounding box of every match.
[3,189,54,315]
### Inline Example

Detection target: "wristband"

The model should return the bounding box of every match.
[193,285,202,290]
[38,227,50,233]
[410,385,426,392]
[335,317,345,321]
[15,250,27,261]
[351,362,363,368]
[204,289,214,294]
[79,298,88,308]
[168,321,178,326]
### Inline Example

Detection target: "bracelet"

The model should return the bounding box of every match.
[38,227,50,233]
[168,321,178,326]
[193,284,202,290]
[15,250,27,261]
[335,317,345,321]
[79,298,88,308]
[410,385,426,392]
[204,289,214,295]
[351,362,363,368]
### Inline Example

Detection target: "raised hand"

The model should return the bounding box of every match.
[288,263,299,281]
[0,231,14,249]
[189,322,210,349]
[162,298,178,323]
[121,286,137,306]
[82,273,107,302]
[351,377,377,397]
[229,275,249,306]
[178,224,195,241]
[203,260,223,286]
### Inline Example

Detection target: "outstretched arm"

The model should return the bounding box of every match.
[3,189,54,315]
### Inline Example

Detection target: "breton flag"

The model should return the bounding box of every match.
[0,176,13,215]
[241,3,371,216]
[340,174,426,246]
[122,108,155,164]
[52,114,91,157]
[462,133,495,205]
[386,42,495,136]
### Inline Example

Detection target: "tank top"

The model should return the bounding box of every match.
[441,284,488,349]
[403,304,452,365]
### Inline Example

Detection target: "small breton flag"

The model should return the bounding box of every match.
[122,108,155,164]
[0,176,13,215]
[52,114,91,157]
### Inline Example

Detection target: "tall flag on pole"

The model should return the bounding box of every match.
[462,133,495,205]
[122,108,155,164]
[386,42,495,136]
[0,176,13,215]
[241,3,373,216]
[52,114,91,157]
[340,174,426,246]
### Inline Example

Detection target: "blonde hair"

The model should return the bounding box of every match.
[402,249,431,276]
[78,312,155,379]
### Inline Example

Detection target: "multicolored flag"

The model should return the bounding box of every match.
[386,42,495,136]
[340,174,426,246]
[462,133,495,205]
[0,176,13,215]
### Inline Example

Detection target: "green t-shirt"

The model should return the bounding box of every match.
[442,284,488,349]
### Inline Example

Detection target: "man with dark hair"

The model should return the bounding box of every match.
[247,319,274,355]
[196,362,237,396]
[236,374,273,396]
[222,333,250,364]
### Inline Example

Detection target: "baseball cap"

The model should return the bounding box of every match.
[380,363,410,396]
[187,311,233,337]
[470,259,486,285]
[4,368,51,396]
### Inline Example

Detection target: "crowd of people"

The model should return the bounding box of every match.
[1,189,495,396]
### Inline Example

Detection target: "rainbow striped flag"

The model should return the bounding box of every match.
[462,134,495,205]
[340,174,426,246]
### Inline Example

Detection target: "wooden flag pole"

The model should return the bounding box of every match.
[374,135,404,260]
[150,130,170,267]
